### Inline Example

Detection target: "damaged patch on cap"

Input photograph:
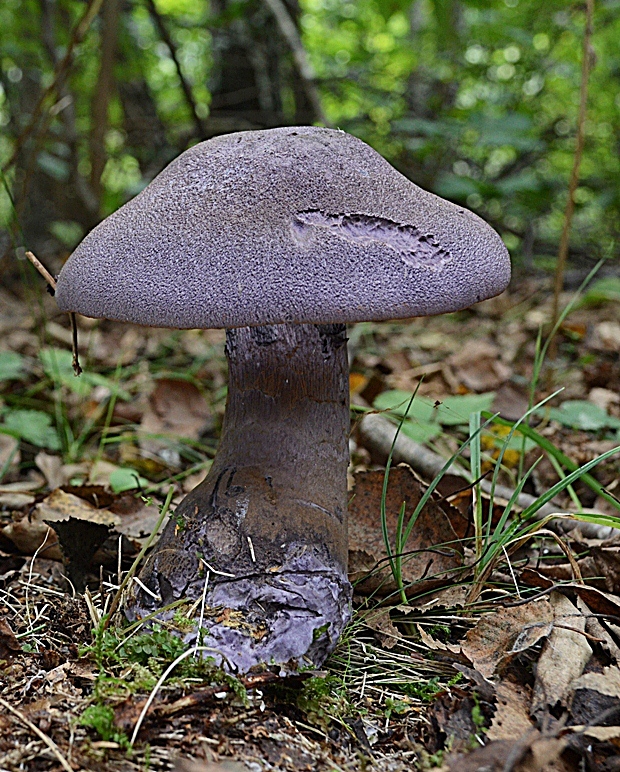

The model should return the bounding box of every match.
[293,210,452,270]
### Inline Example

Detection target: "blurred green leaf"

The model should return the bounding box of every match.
[578,277,620,307]
[2,409,61,449]
[109,467,150,493]
[0,351,25,381]
[39,348,130,400]
[374,390,496,427]
[547,401,620,432]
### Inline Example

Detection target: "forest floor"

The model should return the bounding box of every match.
[1,266,620,772]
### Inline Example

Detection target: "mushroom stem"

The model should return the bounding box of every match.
[129,323,352,671]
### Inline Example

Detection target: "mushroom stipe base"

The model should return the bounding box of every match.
[126,323,353,673]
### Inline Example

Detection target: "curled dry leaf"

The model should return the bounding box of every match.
[348,465,466,598]
[461,599,553,679]
[34,452,64,490]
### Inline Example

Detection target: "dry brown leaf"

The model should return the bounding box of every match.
[0,479,40,508]
[416,624,462,654]
[448,338,512,392]
[174,758,252,772]
[572,666,620,698]
[531,592,592,717]
[361,607,401,649]
[586,615,620,664]
[34,452,64,490]
[399,584,470,610]
[2,489,118,558]
[141,378,211,445]
[591,544,620,594]
[487,680,534,742]
[36,488,119,527]
[0,618,21,661]
[2,516,61,559]
[348,466,465,598]
[447,732,569,772]
[568,725,620,741]
[461,600,553,679]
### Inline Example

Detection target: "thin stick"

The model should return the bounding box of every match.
[130,645,229,746]
[102,485,175,631]
[550,0,595,348]
[25,250,82,375]
[0,696,74,772]
[70,313,82,376]
[261,0,331,126]
[25,250,56,291]
[145,0,205,138]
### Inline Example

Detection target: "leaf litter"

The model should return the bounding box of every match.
[0,278,619,770]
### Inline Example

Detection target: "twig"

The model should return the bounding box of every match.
[25,250,82,374]
[24,250,56,290]
[130,645,230,746]
[2,0,105,174]
[261,0,331,126]
[550,0,596,348]
[0,696,74,772]
[70,313,82,376]
[102,485,175,631]
[145,0,206,138]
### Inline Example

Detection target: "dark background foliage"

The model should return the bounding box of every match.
[1,0,619,286]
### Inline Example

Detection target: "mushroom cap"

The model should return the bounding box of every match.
[55,126,511,328]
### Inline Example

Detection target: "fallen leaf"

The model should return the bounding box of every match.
[140,378,211,454]
[34,452,64,490]
[461,599,553,679]
[174,759,248,772]
[416,624,462,654]
[448,339,511,392]
[37,488,119,527]
[0,480,40,508]
[487,680,534,741]
[572,666,620,698]
[348,466,465,598]
[0,618,21,661]
[531,592,592,719]
[360,607,401,649]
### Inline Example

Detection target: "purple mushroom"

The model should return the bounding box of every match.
[55,126,510,672]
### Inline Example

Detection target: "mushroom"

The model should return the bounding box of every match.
[55,126,510,672]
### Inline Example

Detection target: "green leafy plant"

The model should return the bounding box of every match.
[79,704,130,747]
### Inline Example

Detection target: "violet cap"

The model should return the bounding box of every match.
[55,126,511,327]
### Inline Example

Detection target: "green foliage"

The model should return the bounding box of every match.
[374,390,496,443]
[108,467,150,493]
[0,351,25,381]
[1,0,619,264]
[39,348,130,400]
[546,400,620,433]
[79,704,129,747]
[113,625,187,667]
[297,674,350,728]
[0,408,60,449]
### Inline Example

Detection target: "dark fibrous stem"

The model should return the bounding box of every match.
[130,323,352,671]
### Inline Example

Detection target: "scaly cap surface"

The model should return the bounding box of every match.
[55,126,511,328]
